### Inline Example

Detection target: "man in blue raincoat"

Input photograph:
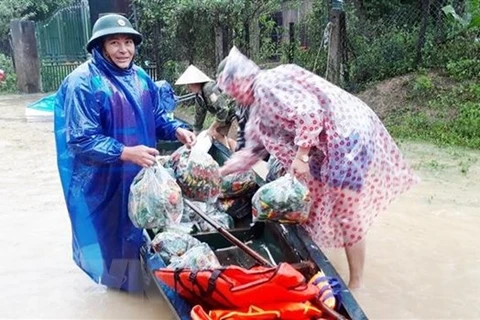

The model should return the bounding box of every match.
[54,14,196,293]
[155,80,177,120]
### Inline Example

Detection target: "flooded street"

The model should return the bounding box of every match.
[0,94,479,319]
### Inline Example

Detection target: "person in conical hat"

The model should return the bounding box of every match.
[176,65,237,146]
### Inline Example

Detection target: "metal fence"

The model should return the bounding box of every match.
[341,0,454,91]
[126,0,462,92]
[35,0,91,92]
[32,0,464,93]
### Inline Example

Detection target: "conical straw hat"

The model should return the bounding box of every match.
[175,65,213,85]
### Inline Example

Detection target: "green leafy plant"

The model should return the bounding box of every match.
[0,53,17,93]
[413,74,434,93]
[442,0,480,31]
[385,81,480,149]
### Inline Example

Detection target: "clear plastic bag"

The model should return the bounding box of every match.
[151,230,202,264]
[219,170,258,199]
[128,162,183,229]
[251,174,311,224]
[167,243,221,270]
[164,222,197,234]
[170,147,221,202]
[265,155,287,183]
[196,210,234,232]
[182,200,208,222]
[183,200,234,232]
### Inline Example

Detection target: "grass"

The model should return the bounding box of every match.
[174,103,215,128]
[384,74,480,150]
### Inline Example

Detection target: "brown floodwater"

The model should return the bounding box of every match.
[1,94,478,319]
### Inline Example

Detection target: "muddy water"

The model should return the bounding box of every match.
[324,142,480,319]
[0,94,479,319]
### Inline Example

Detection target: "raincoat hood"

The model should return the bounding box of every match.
[217,46,260,105]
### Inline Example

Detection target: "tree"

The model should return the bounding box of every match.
[132,0,284,78]
[0,0,75,55]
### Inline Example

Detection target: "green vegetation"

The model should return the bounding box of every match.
[384,33,480,149]
[0,53,17,94]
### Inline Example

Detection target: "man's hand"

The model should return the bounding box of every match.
[120,145,159,168]
[175,127,196,148]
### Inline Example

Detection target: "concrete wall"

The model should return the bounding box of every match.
[88,0,131,25]
[280,0,314,44]
[282,0,313,25]
[10,20,41,93]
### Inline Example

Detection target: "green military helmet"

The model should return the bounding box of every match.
[86,13,142,53]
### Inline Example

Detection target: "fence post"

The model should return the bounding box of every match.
[288,22,295,63]
[214,24,224,67]
[10,19,41,93]
[415,0,431,67]
[325,3,346,86]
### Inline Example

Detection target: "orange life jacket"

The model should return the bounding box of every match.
[154,262,319,309]
[191,302,325,320]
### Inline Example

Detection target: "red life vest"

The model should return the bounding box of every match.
[191,302,325,320]
[154,262,319,310]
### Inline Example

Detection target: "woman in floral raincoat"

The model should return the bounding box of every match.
[217,47,418,289]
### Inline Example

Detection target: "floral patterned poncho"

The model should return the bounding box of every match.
[217,47,419,248]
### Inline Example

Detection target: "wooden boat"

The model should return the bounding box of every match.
[139,138,368,320]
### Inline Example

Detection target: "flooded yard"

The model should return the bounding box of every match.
[0,94,478,319]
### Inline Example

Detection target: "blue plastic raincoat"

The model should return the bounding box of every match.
[54,47,184,292]
[155,80,177,114]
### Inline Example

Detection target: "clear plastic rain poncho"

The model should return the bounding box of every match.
[217,47,419,248]
[54,47,185,292]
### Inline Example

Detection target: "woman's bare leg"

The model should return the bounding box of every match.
[345,239,366,289]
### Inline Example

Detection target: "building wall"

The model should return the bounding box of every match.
[281,0,313,26]
[88,0,131,25]
[280,0,314,43]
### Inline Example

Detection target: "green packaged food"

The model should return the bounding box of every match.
[183,200,234,232]
[128,163,183,229]
[219,170,258,199]
[151,230,202,264]
[196,209,234,232]
[251,174,311,224]
[168,146,221,202]
[164,222,197,234]
[167,243,221,270]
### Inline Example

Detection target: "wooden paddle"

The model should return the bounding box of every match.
[183,199,347,320]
